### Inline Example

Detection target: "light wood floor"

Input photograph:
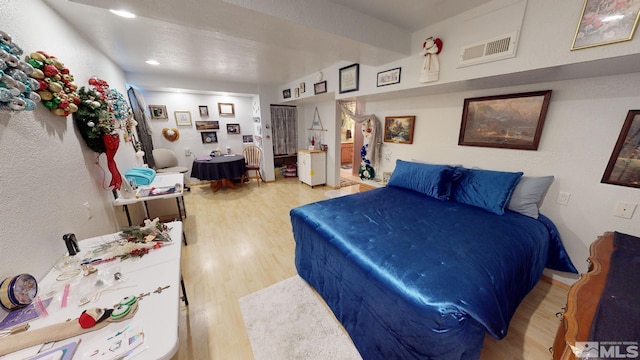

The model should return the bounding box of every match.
[172,176,567,360]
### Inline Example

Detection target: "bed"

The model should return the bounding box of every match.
[290,160,577,359]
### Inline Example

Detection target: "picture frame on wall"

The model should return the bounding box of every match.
[339,63,359,94]
[601,110,640,188]
[218,103,235,116]
[458,90,552,150]
[199,105,209,117]
[201,131,218,144]
[243,135,254,143]
[174,110,192,126]
[314,81,327,95]
[300,82,305,93]
[571,0,640,50]
[294,88,300,98]
[227,123,240,134]
[377,67,401,87]
[383,116,416,144]
[283,89,291,99]
[382,171,393,185]
[195,120,219,130]
[149,105,168,119]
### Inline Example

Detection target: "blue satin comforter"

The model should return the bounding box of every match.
[291,186,573,359]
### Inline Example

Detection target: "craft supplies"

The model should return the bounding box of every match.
[0,274,37,310]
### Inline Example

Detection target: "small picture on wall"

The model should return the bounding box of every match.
[201,131,218,144]
[384,116,416,144]
[243,135,254,143]
[227,123,240,134]
[283,89,291,99]
[174,111,192,126]
[195,120,219,130]
[149,105,168,119]
[382,171,393,185]
[199,105,209,117]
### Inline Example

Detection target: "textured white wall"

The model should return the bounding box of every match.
[0,0,134,297]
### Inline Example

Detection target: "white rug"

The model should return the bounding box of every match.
[239,275,362,360]
[324,189,351,198]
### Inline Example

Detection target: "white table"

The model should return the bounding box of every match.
[113,173,187,245]
[0,222,185,360]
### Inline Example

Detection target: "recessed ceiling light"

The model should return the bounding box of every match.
[145,60,160,65]
[109,9,136,18]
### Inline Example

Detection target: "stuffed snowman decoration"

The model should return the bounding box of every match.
[420,37,443,83]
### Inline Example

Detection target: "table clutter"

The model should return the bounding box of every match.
[0,219,184,359]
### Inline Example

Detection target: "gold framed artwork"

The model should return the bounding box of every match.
[382,171,393,185]
[199,105,209,117]
[174,111,192,126]
[571,0,640,50]
[458,90,552,150]
[218,103,235,116]
[601,110,640,188]
[383,116,415,144]
[149,105,168,119]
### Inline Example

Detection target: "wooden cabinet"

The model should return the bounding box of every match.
[553,232,614,360]
[340,142,354,165]
[297,150,326,188]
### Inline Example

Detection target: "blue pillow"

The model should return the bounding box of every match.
[451,167,523,215]
[387,160,456,200]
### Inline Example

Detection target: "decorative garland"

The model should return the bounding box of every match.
[0,30,40,111]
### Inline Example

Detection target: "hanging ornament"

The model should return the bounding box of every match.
[103,133,123,190]
[419,37,443,83]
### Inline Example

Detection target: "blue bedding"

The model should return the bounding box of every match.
[291,186,576,359]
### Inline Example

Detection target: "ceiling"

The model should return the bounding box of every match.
[45,0,491,88]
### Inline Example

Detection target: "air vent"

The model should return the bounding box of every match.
[457,31,518,68]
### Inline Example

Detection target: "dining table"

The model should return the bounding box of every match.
[191,154,246,192]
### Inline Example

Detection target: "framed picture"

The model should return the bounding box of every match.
[571,0,640,50]
[201,131,218,144]
[243,135,254,143]
[384,116,416,144]
[227,123,240,134]
[283,89,291,99]
[339,63,359,94]
[174,111,192,126]
[149,105,167,119]
[300,82,305,93]
[314,81,327,95]
[601,110,640,188]
[199,105,209,117]
[458,90,552,150]
[377,67,401,87]
[218,103,235,116]
[294,88,300,98]
[382,171,393,185]
[195,120,219,130]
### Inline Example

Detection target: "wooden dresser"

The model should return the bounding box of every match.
[552,232,614,360]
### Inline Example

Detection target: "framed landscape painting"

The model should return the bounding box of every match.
[571,0,640,50]
[601,110,640,188]
[458,90,552,150]
[384,116,415,144]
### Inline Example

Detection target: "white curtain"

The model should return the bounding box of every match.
[271,105,298,155]
[338,101,382,169]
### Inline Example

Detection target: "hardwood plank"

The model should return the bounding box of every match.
[172,177,568,360]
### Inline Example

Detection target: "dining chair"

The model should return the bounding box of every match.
[241,145,264,186]
[152,148,190,192]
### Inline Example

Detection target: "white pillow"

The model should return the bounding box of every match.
[507,176,554,219]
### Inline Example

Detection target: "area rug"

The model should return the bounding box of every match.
[340,177,359,188]
[239,275,362,360]
[324,189,351,198]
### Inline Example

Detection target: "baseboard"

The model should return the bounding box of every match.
[541,274,571,290]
